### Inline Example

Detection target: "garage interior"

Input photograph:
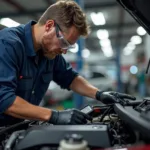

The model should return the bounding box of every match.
[0,0,150,149]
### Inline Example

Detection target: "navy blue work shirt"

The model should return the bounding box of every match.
[0,21,78,125]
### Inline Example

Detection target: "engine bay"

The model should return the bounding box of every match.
[1,98,150,150]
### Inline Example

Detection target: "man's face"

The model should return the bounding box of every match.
[41,20,80,59]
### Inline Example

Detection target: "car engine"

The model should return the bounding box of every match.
[1,98,150,150]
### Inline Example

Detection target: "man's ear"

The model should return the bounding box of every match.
[45,20,55,32]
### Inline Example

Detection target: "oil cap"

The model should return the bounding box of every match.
[64,134,83,144]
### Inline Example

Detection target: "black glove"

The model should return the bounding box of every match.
[96,91,136,104]
[49,109,92,125]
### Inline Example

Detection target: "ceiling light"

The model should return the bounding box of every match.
[101,46,113,52]
[69,43,79,53]
[100,39,111,47]
[130,65,138,74]
[123,50,132,55]
[123,47,133,55]
[82,48,90,58]
[97,29,109,40]
[103,50,113,57]
[137,26,146,36]
[0,18,20,27]
[123,42,136,56]
[130,35,142,45]
[101,47,113,57]
[90,12,105,26]
[127,42,136,51]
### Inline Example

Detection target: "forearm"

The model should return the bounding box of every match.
[5,96,52,121]
[70,76,99,99]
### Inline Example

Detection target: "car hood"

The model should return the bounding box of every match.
[116,0,150,35]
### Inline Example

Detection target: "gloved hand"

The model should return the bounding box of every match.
[95,91,136,104]
[49,108,92,125]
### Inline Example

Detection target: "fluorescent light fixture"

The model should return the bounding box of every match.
[97,29,109,40]
[123,40,136,56]
[82,48,90,58]
[90,12,105,26]
[123,50,132,55]
[101,46,112,52]
[137,26,146,36]
[0,18,20,27]
[103,50,113,57]
[100,39,113,57]
[130,65,138,74]
[130,35,142,45]
[101,47,113,57]
[127,42,136,51]
[100,39,111,47]
[123,47,133,55]
[69,43,79,53]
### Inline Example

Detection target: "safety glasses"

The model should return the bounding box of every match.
[55,22,76,50]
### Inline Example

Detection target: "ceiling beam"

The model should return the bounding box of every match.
[86,41,144,51]
[87,33,139,40]
[85,2,117,9]
[0,10,138,30]
[0,9,45,18]
[0,2,118,18]
[91,22,138,30]
[2,0,38,20]
[2,0,25,11]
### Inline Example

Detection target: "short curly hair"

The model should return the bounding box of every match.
[38,0,90,37]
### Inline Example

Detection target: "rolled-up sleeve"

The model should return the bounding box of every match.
[0,40,18,113]
[53,55,78,90]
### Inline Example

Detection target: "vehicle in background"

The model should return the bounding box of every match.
[82,69,116,91]
[43,69,116,106]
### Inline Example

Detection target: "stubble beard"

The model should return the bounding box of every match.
[41,40,57,59]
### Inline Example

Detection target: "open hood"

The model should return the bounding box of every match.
[116,0,150,35]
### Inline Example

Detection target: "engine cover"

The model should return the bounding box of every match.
[14,124,111,150]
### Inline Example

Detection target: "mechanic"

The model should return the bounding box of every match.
[0,0,135,126]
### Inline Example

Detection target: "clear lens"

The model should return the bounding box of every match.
[58,37,75,50]
[58,37,68,49]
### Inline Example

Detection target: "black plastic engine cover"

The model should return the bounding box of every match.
[14,125,111,150]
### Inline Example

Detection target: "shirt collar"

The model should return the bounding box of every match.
[24,20,37,57]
